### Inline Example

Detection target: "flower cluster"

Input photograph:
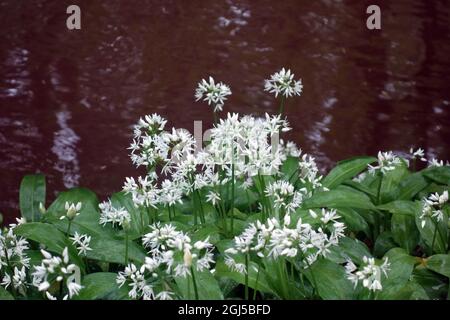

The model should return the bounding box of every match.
[345,256,390,292]
[368,151,403,175]
[99,200,131,228]
[195,76,232,112]
[116,223,214,300]
[264,68,303,98]
[265,180,306,214]
[225,209,346,272]
[32,248,83,300]
[70,232,92,256]
[420,191,448,228]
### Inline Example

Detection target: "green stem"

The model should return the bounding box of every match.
[124,231,129,265]
[376,172,383,205]
[66,220,72,236]
[245,254,249,300]
[190,266,199,300]
[279,96,286,118]
[230,163,235,233]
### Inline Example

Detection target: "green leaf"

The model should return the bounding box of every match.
[335,208,371,236]
[397,172,429,200]
[343,180,377,198]
[422,166,450,185]
[175,269,224,300]
[303,186,376,210]
[378,248,419,300]
[328,237,371,265]
[412,265,448,300]
[377,200,420,217]
[322,157,376,189]
[19,174,46,222]
[379,163,410,203]
[86,236,146,265]
[75,272,129,300]
[281,156,299,180]
[306,259,355,300]
[373,231,397,258]
[391,213,420,254]
[215,260,273,295]
[14,222,84,268]
[426,254,450,278]
[0,286,14,300]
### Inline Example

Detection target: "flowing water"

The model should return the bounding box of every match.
[1,0,449,224]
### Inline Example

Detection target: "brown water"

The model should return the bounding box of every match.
[1,0,450,224]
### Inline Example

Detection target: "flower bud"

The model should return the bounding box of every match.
[183,247,193,267]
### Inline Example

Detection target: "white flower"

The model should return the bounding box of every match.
[0,228,30,271]
[368,151,402,175]
[99,200,131,228]
[265,180,306,214]
[206,191,221,206]
[409,148,427,162]
[420,191,448,228]
[156,290,174,300]
[70,232,92,256]
[59,202,82,220]
[264,67,303,98]
[195,76,232,112]
[345,256,390,292]
[32,248,83,299]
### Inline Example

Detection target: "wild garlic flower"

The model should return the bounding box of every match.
[409,148,427,162]
[428,158,449,167]
[1,266,28,296]
[420,191,448,228]
[206,190,221,206]
[99,200,131,228]
[32,248,83,299]
[345,256,390,292]
[368,151,402,175]
[129,114,195,169]
[265,181,306,214]
[142,223,215,277]
[195,76,232,112]
[123,175,160,208]
[280,140,302,159]
[60,202,82,220]
[298,153,327,192]
[158,179,184,207]
[0,228,30,271]
[264,68,303,98]
[70,232,92,256]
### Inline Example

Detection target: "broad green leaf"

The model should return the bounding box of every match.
[175,269,224,300]
[19,174,46,222]
[75,272,129,300]
[44,188,146,264]
[0,286,14,300]
[328,237,371,265]
[379,163,410,204]
[426,254,450,278]
[281,156,299,181]
[322,157,376,189]
[378,248,419,300]
[14,222,84,268]
[85,236,146,265]
[377,200,420,217]
[373,231,397,258]
[343,180,377,198]
[397,172,429,200]
[422,166,450,185]
[335,208,371,236]
[215,260,273,295]
[303,186,376,210]
[306,259,355,300]
[391,213,419,254]
[412,265,448,300]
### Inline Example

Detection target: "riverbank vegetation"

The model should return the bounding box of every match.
[1,68,449,300]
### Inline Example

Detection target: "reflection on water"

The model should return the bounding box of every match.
[0,0,449,223]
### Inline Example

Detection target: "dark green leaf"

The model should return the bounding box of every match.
[175,269,224,300]
[303,186,376,210]
[19,174,46,222]
[0,287,14,300]
[75,272,129,300]
[426,254,450,278]
[422,166,450,185]
[322,157,376,189]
